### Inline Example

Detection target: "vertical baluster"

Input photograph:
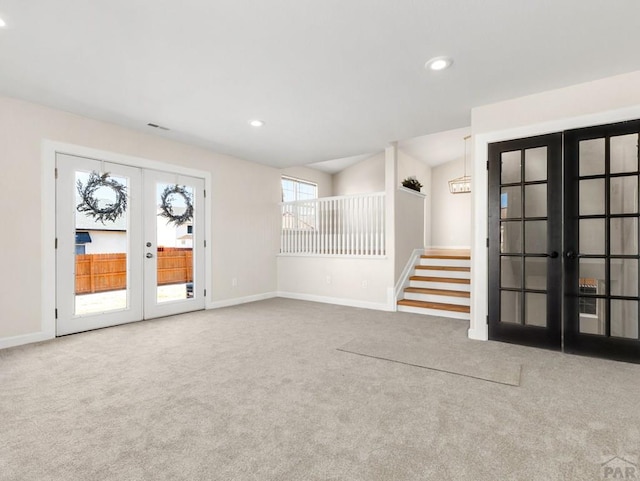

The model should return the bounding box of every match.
[305,202,309,253]
[314,200,318,255]
[350,197,354,255]
[374,197,378,255]
[365,195,370,255]
[318,200,322,255]
[381,195,384,255]
[332,198,336,255]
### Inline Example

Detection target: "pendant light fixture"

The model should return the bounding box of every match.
[449,135,472,194]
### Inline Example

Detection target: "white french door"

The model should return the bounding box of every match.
[55,153,205,336]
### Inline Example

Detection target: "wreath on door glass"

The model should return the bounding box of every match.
[76,171,128,224]
[159,184,193,226]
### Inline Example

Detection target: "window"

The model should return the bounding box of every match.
[579,278,598,317]
[281,176,318,230]
[281,176,317,202]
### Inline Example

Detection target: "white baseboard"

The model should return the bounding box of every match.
[277,291,394,312]
[468,326,488,341]
[207,292,278,309]
[0,331,55,350]
[426,245,471,250]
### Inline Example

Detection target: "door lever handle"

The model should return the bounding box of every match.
[565,250,578,259]
[547,251,559,258]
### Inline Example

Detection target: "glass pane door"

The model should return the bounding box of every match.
[143,170,205,319]
[564,121,640,362]
[56,154,143,336]
[488,134,562,349]
[56,155,207,336]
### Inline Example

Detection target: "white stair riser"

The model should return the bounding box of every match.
[414,269,470,279]
[397,305,470,320]
[403,292,471,306]
[419,258,470,268]
[409,280,471,291]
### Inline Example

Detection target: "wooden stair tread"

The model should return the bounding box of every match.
[416,265,470,272]
[421,254,471,260]
[404,287,470,298]
[397,299,470,313]
[409,276,471,284]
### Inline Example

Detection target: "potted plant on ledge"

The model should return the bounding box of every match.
[401,176,423,192]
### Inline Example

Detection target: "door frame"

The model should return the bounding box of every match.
[563,119,640,362]
[42,140,212,338]
[471,105,640,342]
[487,133,563,350]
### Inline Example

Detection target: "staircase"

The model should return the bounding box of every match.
[397,249,471,320]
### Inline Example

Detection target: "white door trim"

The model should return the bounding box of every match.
[470,104,640,342]
[42,140,213,339]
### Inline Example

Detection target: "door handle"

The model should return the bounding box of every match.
[565,250,578,259]
[146,253,153,259]
[547,251,559,258]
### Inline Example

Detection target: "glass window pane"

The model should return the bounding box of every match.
[524,147,547,182]
[501,151,521,184]
[610,176,638,214]
[282,177,318,202]
[610,217,638,255]
[611,300,639,339]
[579,258,607,295]
[500,221,522,253]
[579,138,605,176]
[611,258,638,297]
[579,219,605,255]
[579,290,605,336]
[524,221,547,254]
[524,184,547,218]
[74,170,128,315]
[579,179,605,216]
[610,133,639,174]
[525,293,546,327]
[500,291,521,324]
[500,186,521,219]
[156,183,195,303]
[501,257,522,288]
[525,257,547,290]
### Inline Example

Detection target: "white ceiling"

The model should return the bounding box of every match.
[1,1,639,169]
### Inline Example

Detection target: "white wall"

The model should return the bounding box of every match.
[0,95,280,344]
[394,188,426,281]
[430,157,471,248]
[469,69,640,341]
[332,152,385,196]
[398,149,431,247]
[280,165,333,198]
[277,257,393,310]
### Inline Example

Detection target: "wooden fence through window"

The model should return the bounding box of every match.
[75,248,193,294]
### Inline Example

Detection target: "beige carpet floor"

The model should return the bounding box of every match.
[337,338,522,386]
[1,298,640,481]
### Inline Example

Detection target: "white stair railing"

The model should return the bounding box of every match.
[281,192,385,256]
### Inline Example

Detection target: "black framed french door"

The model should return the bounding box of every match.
[488,121,640,363]
[564,120,640,362]
[488,133,563,350]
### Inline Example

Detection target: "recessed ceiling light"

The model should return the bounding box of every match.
[0,17,6,27]
[425,56,453,71]
[249,119,265,127]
